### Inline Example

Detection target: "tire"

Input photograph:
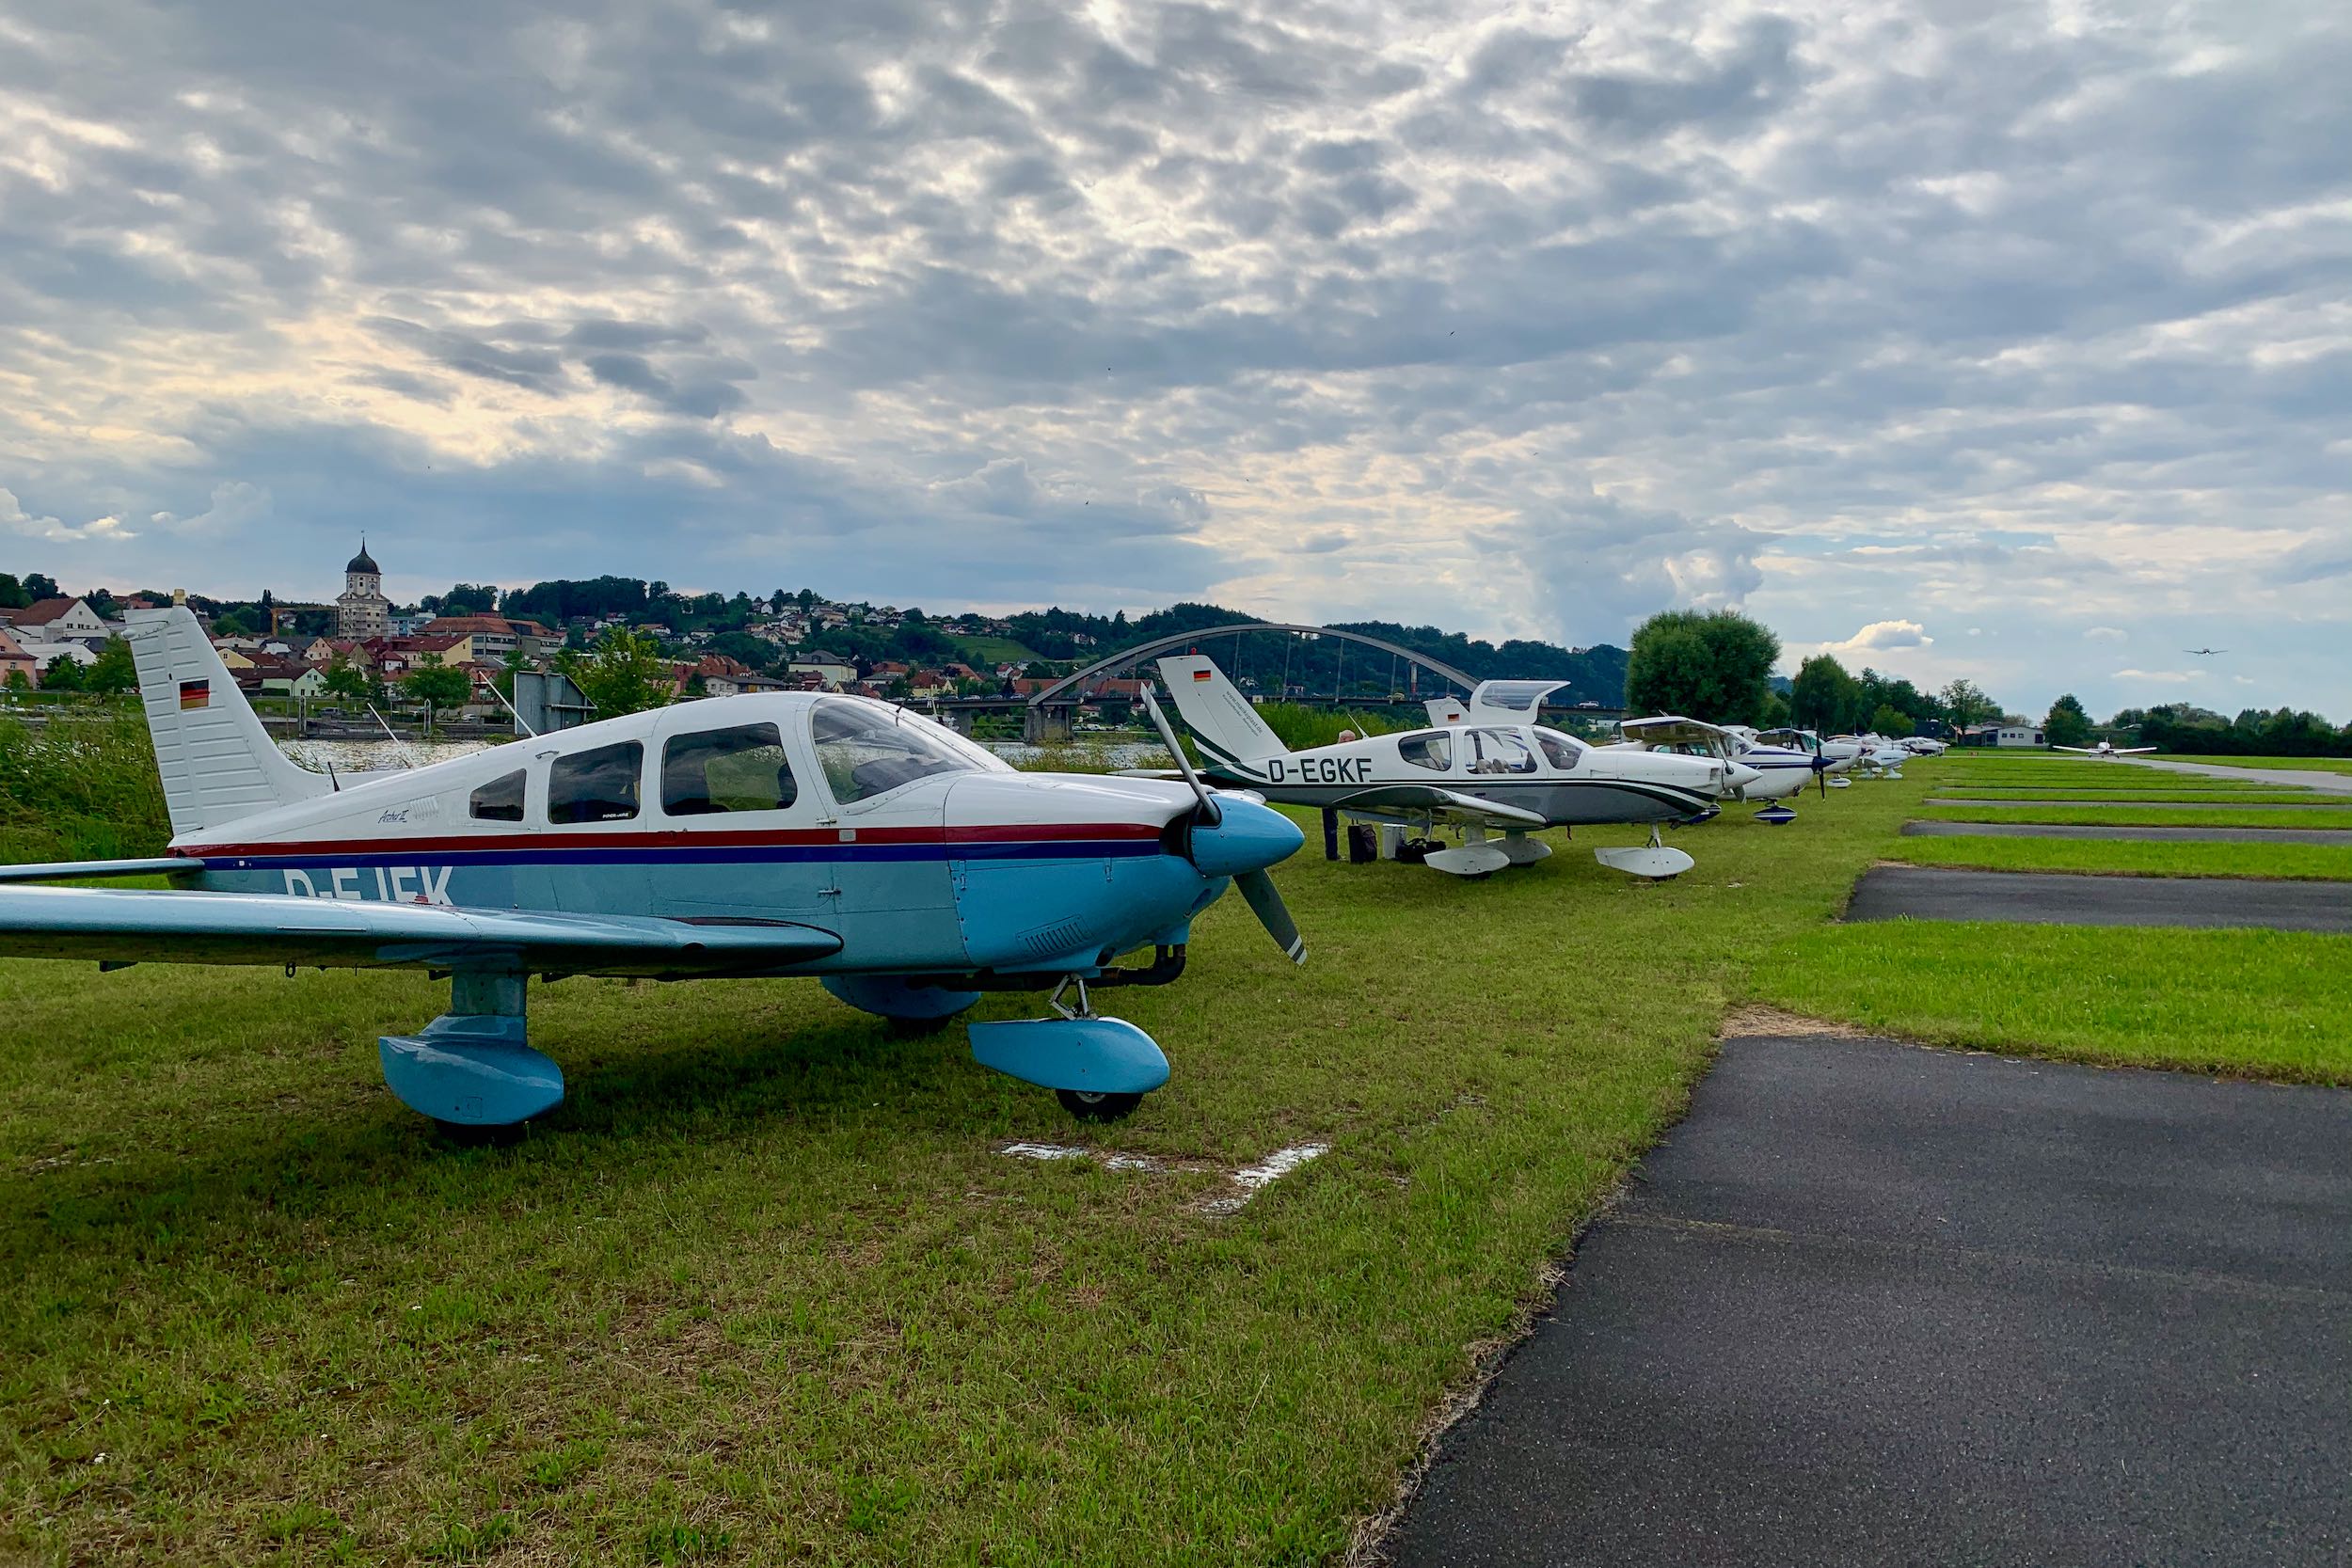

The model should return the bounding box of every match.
[1056,1088,1144,1123]
[432,1118,528,1148]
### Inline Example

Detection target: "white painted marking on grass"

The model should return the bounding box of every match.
[1200,1144,1330,1215]
[995,1139,1331,1213]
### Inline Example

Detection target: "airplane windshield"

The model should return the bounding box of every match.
[1466,728,1537,775]
[811,700,986,803]
[1536,730,1582,770]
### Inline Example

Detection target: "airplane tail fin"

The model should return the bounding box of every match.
[1155,655,1290,769]
[127,607,328,837]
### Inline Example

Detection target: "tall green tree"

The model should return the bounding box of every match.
[24,573,59,601]
[402,665,473,736]
[1868,703,1914,738]
[39,654,86,692]
[85,637,137,696]
[2044,692,2093,748]
[558,628,675,718]
[0,574,28,610]
[1788,654,1860,731]
[321,660,374,705]
[1940,678,2000,733]
[1622,610,1781,724]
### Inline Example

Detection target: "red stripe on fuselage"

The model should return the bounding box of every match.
[178,820,1167,859]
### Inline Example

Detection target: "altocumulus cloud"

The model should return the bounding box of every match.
[0,0,2345,713]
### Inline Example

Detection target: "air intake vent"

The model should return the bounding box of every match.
[1019,918,1090,959]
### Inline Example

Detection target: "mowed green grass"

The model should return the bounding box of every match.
[1930,788,2329,804]
[1918,803,2352,830]
[2153,754,2352,773]
[1887,835,2352,881]
[0,781,1932,1563]
[1754,922,2352,1084]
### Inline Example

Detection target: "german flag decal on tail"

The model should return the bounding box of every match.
[1192,667,1213,680]
[179,678,209,710]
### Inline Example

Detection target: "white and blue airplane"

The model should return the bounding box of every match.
[0,609,1306,1132]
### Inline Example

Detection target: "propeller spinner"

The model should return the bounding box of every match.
[1142,684,1306,965]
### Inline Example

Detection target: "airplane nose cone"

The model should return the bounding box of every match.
[1186,796,1305,879]
[1729,762,1766,792]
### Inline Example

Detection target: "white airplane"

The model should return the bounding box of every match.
[2053,739,2156,757]
[1607,716,1800,800]
[1900,736,1948,755]
[0,609,1310,1132]
[1755,727,1860,787]
[1830,734,1913,776]
[1152,657,1731,879]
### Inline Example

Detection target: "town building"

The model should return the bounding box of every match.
[7,596,110,643]
[335,539,391,639]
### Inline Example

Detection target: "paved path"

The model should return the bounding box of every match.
[1389,1035,2352,1568]
[1845,864,2352,931]
[1902,819,2352,846]
[2124,757,2352,795]
[1928,797,2339,810]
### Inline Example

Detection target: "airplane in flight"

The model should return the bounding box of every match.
[1151,657,1738,879]
[0,609,1308,1132]
[2053,739,2158,757]
[2185,648,2229,657]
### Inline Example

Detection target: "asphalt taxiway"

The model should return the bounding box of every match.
[1844,864,2352,931]
[1388,1034,2352,1568]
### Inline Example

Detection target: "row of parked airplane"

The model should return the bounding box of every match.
[0,611,1938,1138]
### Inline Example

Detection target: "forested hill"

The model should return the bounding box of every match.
[1004,602,1629,705]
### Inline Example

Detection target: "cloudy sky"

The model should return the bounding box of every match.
[2,0,2346,717]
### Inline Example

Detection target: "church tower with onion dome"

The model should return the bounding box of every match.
[335,537,390,639]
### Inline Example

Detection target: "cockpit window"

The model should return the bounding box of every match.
[811,699,981,803]
[547,741,643,824]
[1397,732,1453,771]
[664,722,797,816]
[1537,731,1581,770]
[1466,728,1537,775]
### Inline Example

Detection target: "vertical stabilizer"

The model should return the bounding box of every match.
[1155,655,1290,768]
[126,608,326,836]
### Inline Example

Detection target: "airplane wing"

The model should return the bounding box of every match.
[0,857,203,883]
[1327,784,1549,829]
[2050,745,2095,753]
[1618,715,1726,748]
[2115,747,2159,754]
[0,884,842,978]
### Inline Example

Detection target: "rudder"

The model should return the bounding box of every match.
[127,608,326,837]
[1155,655,1290,769]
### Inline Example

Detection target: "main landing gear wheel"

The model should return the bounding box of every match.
[431,1118,529,1148]
[1057,1088,1144,1122]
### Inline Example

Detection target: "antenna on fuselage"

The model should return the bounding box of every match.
[365,703,420,770]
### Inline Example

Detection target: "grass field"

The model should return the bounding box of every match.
[1887,835,2352,881]
[1927,789,2331,804]
[1918,803,2352,829]
[1753,922,2352,1084]
[2,778,1936,1563]
[946,635,1041,667]
[2153,754,2352,773]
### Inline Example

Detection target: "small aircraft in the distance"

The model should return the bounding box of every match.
[2053,739,2157,757]
[0,609,1309,1132]
[1151,657,1735,879]
[2185,648,2229,657]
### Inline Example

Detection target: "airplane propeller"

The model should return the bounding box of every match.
[1141,684,1306,965]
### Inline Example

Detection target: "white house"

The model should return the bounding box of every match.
[1995,724,2045,748]
[787,655,858,689]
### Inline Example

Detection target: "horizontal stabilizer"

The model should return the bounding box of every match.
[0,886,842,978]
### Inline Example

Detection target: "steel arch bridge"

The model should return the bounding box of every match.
[1024,623,1479,710]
